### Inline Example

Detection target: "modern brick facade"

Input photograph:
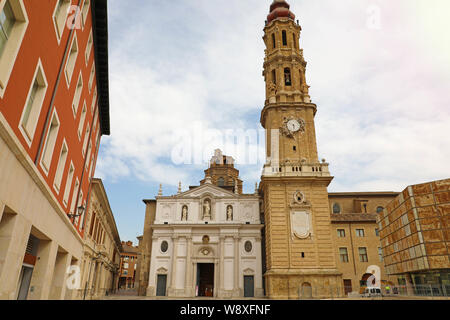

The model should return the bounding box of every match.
[379,179,450,294]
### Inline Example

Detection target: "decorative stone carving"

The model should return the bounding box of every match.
[226,205,233,221]
[293,191,305,204]
[280,116,305,138]
[160,241,169,253]
[157,267,168,274]
[291,211,311,239]
[243,268,255,275]
[203,199,211,220]
[181,205,188,221]
[244,241,253,253]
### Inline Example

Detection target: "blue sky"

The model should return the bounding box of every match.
[95,0,450,244]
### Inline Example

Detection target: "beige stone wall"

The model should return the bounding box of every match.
[329,193,399,214]
[331,221,397,293]
[263,180,336,270]
[77,179,121,300]
[0,121,83,300]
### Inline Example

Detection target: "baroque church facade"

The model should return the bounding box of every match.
[146,150,263,298]
[138,0,404,299]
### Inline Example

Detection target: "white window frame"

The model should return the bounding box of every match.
[0,0,29,98]
[78,100,87,139]
[53,140,68,194]
[63,162,75,207]
[88,154,95,179]
[90,87,96,113]
[81,0,90,29]
[40,110,60,175]
[18,59,48,146]
[85,140,92,170]
[88,62,95,92]
[70,177,79,215]
[74,189,83,226]
[72,71,83,117]
[85,29,92,65]
[52,0,71,44]
[82,124,90,157]
[64,32,78,87]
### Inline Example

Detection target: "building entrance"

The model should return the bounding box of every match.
[196,263,214,297]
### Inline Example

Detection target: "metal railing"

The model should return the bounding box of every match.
[391,284,450,297]
[293,284,450,299]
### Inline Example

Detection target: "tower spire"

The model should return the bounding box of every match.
[267,0,295,23]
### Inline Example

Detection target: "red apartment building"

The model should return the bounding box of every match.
[0,0,109,300]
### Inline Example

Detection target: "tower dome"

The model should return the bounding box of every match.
[267,0,295,23]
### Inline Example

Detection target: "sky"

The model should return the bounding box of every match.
[95,0,450,245]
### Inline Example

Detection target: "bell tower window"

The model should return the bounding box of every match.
[293,33,297,49]
[272,33,276,48]
[218,177,225,186]
[282,30,287,46]
[284,68,291,86]
[272,69,276,84]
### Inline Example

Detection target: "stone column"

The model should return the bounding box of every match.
[219,236,225,297]
[234,236,240,297]
[0,213,32,300]
[184,236,192,297]
[28,240,58,300]
[193,261,197,297]
[214,259,219,298]
[169,236,178,296]
[48,251,71,300]
[255,236,264,297]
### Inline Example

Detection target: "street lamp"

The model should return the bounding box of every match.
[68,205,85,219]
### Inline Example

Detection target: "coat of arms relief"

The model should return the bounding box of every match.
[290,191,312,240]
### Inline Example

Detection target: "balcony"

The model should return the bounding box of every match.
[262,161,331,178]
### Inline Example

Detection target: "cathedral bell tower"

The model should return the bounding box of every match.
[260,0,342,299]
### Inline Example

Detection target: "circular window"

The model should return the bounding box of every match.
[160,241,168,253]
[245,241,253,253]
[376,206,384,213]
[202,235,210,244]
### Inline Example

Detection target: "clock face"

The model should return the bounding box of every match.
[287,119,301,132]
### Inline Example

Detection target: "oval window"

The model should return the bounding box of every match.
[161,241,168,253]
[245,241,252,253]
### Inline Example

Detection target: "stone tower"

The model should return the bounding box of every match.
[200,149,243,194]
[260,0,342,299]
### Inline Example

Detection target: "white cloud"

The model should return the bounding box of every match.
[99,0,450,194]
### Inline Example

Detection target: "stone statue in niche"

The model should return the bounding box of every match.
[203,199,211,220]
[226,205,233,221]
[181,205,188,221]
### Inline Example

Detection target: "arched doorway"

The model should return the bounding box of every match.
[360,273,375,294]
[300,282,312,299]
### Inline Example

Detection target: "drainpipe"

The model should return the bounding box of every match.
[34,1,82,166]
[349,222,357,276]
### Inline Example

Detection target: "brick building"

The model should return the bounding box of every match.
[119,241,139,290]
[0,0,109,300]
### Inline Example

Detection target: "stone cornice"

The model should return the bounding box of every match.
[260,102,317,127]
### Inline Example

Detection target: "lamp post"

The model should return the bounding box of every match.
[68,205,86,220]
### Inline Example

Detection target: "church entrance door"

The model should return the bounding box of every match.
[196,263,214,297]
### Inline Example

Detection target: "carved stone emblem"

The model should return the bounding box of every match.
[293,191,305,204]
[291,211,311,239]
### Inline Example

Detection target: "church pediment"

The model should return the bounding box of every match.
[175,184,237,199]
